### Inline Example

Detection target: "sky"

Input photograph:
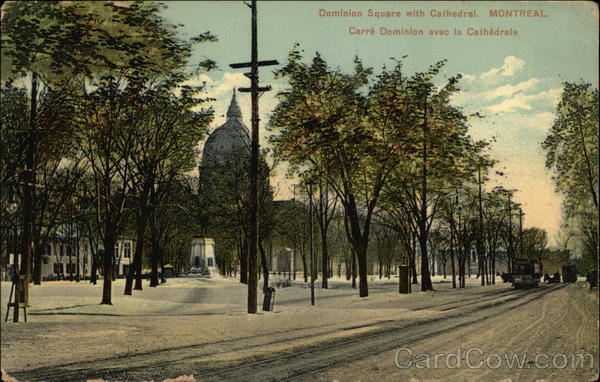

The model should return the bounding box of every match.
[161,1,599,246]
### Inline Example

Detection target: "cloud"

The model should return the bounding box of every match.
[486,88,562,113]
[460,73,476,82]
[181,73,213,88]
[481,56,526,80]
[205,72,249,98]
[484,78,540,100]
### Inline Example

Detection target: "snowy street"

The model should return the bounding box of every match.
[1,276,598,381]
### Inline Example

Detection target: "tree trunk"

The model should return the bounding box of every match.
[68,246,73,281]
[418,103,433,293]
[419,234,434,291]
[17,72,38,319]
[134,246,144,290]
[491,250,496,285]
[467,251,471,278]
[321,228,328,289]
[76,239,80,282]
[410,234,419,284]
[149,236,159,287]
[160,251,166,284]
[357,242,368,297]
[301,246,308,283]
[387,259,391,279]
[239,237,248,284]
[125,207,148,294]
[443,256,447,279]
[485,257,489,285]
[345,252,351,280]
[459,248,466,288]
[101,237,116,305]
[90,254,98,284]
[351,248,356,289]
[450,247,456,289]
[259,240,269,292]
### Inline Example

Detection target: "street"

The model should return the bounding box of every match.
[1,277,598,381]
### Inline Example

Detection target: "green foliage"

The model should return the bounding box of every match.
[1,0,218,296]
[543,82,599,215]
[522,227,548,260]
[270,47,371,180]
[270,47,490,294]
[542,82,598,266]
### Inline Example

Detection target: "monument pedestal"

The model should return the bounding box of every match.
[190,237,218,277]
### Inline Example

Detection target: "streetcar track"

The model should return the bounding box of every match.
[200,285,564,381]
[10,284,565,382]
[10,285,515,377]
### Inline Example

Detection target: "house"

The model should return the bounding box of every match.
[6,237,135,281]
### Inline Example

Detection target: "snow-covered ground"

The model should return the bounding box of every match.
[1,275,598,381]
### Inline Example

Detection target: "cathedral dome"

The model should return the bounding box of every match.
[200,90,250,185]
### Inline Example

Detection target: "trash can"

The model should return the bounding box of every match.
[262,287,276,311]
[399,265,411,294]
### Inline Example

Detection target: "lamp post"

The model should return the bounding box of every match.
[306,177,316,306]
[518,208,525,260]
[505,191,514,271]
[6,197,20,322]
[291,183,303,282]
[7,199,19,276]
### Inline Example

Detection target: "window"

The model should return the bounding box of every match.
[123,241,132,258]
[66,263,75,274]
[54,263,63,275]
[207,258,214,267]
[114,243,120,257]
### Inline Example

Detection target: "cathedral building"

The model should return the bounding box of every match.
[196,89,300,278]
[199,89,250,190]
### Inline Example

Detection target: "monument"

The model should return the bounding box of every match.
[189,237,218,277]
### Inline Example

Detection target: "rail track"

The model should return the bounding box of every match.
[10,284,566,382]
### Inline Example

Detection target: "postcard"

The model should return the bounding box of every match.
[1,1,598,381]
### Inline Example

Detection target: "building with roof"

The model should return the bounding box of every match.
[199,89,250,190]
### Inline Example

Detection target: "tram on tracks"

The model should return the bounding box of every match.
[511,259,542,289]
[561,264,577,283]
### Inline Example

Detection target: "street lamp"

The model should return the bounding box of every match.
[6,198,19,281]
[305,176,317,306]
[4,196,20,322]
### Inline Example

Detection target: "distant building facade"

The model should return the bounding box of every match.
[4,236,134,281]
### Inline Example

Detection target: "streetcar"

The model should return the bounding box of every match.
[511,259,542,289]
[562,264,577,283]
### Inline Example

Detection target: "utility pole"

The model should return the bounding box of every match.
[477,165,484,286]
[507,193,513,270]
[519,208,524,260]
[308,180,315,306]
[230,0,278,314]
